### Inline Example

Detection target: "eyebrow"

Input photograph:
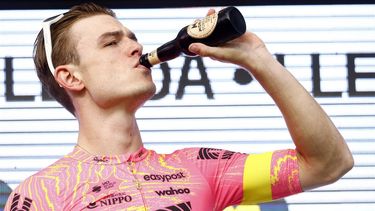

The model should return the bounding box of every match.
[128,31,137,41]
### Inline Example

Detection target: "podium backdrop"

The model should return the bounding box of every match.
[1,4,375,210]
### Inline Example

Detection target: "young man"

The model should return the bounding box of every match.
[5,3,353,211]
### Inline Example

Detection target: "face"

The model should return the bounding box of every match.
[69,14,156,110]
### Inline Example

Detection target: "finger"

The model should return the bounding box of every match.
[189,42,238,64]
[193,8,216,23]
[206,8,215,16]
[189,43,218,58]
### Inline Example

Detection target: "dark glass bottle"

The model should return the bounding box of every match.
[139,6,246,68]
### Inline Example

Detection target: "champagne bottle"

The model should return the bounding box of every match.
[139,6,246,68]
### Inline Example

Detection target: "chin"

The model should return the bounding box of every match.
[143,83,157,101]
[133,83,157,104]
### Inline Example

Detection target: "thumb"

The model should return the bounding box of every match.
[188,43,216,57]
[189,43,230,63]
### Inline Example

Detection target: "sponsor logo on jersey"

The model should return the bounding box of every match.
[91,180,116,193]
[197,148,235,160]
[86,192,132,209]
[102,180,116,189]
[144,172,186,182]
[156,201,192,211]
[155,187,191,196]
[93,156,109,163]
[92,185,101,193]
[9,193,33,211]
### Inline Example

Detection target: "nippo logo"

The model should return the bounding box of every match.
[86,192,132,209]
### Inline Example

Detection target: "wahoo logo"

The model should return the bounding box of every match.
[9,193,33,211]
[156,201,192,211]
[197,148,235,160]
[155,187,190,196]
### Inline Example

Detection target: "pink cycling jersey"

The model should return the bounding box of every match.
[5,146,302,210]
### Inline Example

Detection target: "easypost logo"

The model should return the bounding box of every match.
[143,172,186,182]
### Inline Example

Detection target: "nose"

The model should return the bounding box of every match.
[128,39,143,57]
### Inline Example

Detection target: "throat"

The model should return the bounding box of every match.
[77,127,143,156]
[77,107,143,155]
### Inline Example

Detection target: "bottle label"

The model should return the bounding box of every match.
[147,50,161,65]
[187,12,218,39]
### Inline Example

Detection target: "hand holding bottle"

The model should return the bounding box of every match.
[188,31,270,72]
[139,6,247,68]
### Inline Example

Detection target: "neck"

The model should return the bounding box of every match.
[76,107,143,155]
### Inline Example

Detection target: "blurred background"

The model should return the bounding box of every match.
[0,0,374,210]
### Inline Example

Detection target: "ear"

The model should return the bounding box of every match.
[54,64,85,91]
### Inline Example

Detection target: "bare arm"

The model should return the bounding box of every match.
[188,32,354,190]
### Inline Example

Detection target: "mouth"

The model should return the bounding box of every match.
[135,61,151,72]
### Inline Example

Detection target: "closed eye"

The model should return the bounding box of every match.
[98,30,123,47]
[104,40,118,47]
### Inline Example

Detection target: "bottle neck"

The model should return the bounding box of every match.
[140,39,181,68]
[156,39,181,62]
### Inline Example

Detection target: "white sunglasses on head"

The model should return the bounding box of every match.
[42,13,65,76]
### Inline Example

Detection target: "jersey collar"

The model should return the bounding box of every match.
[66,145,149,165]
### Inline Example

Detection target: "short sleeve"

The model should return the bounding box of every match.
[180,148,303,210]
[180,148,249,210]
[241,149,303,204]
[4,175,61,210]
